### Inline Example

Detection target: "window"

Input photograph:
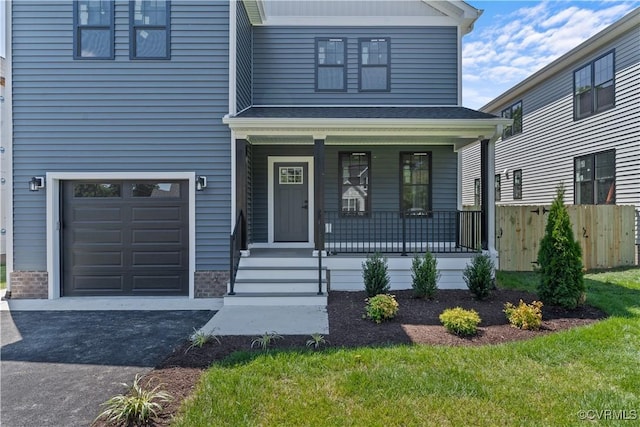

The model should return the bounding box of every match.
[132,182,181,197]
[473,178,481,207]
[495,174,501,202]
[359,38,390,91]
[316,38,346,91]
[73,0,114,59]
[401,153,431,215]
[340,152,370,216]
[130,0,171,59]
[513,169,522,200]
[501,101,523,139]
[574,150,615,205]
[74,183,120,197]
[574,51,615,120]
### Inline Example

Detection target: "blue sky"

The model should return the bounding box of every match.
[462,0,640,109]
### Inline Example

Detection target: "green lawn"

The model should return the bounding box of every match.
[174,268,640,427]
[0,264,6,289]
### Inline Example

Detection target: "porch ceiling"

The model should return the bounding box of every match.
[223,106,512,150]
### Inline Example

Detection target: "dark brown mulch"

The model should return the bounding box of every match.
[94,289,606,426]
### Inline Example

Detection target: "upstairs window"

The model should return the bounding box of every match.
[401,153,431,216]
[74,0,114,59]
[340,152,370,216]
[130,0,171,59]
[359,38,390,92]
[574,150,615,205]
[574,51,615,120]
[316,38,346,91]
[513,169,522,200]
[501,101,523,139]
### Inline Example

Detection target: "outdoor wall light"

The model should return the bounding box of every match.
[29,176,45,192]
[196,176,208,191]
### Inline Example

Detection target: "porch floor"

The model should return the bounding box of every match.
[246,248,476,258]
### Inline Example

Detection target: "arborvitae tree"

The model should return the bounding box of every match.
[537,184,585,309]
[362,253,390,297]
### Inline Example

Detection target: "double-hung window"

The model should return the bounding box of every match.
[501,101,522,139]
[340,153,370,216]
[401,153,431,215]
[495,174,501,202]
[574,150,615,205]
[74,0,114,59]
[359,38,390,91]
[316,38,346,91]
[130,0,171,59]
[574,51,615,120]
[513,169,522,200]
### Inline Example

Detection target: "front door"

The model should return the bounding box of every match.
[274,163,309,242]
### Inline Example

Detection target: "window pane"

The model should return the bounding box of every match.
[361,66,387,90]
[513,170,522,199]
[495,174,501,202]
[78,0,112,26]
[575,156,593,182]
[79,29,111,58]
[341,153,369,215]
[512,102,523,134]
[318,67,344,90]
[594,53,613,86]
[596,178,615,204]
[401,154,430,214]
[474,179,481,206]
[318,40,343,65]
[133,0,167,25]
[135,29,167,58]
[403,185,429,214]
[74,183,121,197]
[595,151,615,179]
[576,89,593,119]
[575,181,594,204]
[596,82,614,110]
[132,182,180,197]
[574,65,591,94]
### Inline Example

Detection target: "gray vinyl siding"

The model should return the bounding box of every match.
[12,0,230,270]
[462,26,640,213]
[236,0,252,111]
[250,144,457,243]
[252,26,458,105]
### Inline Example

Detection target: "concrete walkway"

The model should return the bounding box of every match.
[200,305,329,336]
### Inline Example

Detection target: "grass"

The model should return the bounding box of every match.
[0,264,5,290]
[174,268,640,427]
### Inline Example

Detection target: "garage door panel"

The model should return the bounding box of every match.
[132,275,185,292]
[132,229,183,244]
[73,251,123,267]
[73,229,123,244]
[133,251,183,267]
[70,207,123,222]
[132,206,183,222]
[71,276,125,292]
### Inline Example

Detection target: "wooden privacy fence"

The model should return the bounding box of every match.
[495,205,637,271]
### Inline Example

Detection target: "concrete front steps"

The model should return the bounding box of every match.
[225,259,328,306]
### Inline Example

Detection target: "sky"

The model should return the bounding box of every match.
[462,0,640,109]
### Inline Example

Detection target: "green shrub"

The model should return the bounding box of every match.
[362,252,390,297]
[504,300,544,330]
[96,374,172,425]
[439,307,481,336]
[463,253,494,300]
[251,332,283,351]
[364,294,399,323]
[306,333,327,349]
[537,184,585,309]
[411,251,440,299]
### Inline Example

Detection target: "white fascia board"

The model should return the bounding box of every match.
[259,15,461,27]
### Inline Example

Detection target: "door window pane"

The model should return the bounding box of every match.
[132,182,181,197]
[74,183,121,197]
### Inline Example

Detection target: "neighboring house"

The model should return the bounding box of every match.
[4,0,508,302]
[462,8,639,247]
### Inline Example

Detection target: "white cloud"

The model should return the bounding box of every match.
[462,1,638,109]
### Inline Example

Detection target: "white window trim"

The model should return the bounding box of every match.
[46,172,196,299]
[265,156,314,247]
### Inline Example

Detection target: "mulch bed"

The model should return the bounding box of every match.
[94,289,605,426]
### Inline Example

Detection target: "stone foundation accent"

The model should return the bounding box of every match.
[9,271,49,299]
[194,270,229,298]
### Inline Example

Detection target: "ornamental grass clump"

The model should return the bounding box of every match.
[439,307,481,336]
[463,253,494,300]
[362,252,390,297]
[411,251,440,299]
[364,294,399,323]
[537,184,585,309]
[504,300,544,330]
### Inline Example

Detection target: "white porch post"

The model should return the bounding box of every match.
[486,139,496,254]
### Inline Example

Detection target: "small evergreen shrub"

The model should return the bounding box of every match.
[439,307,481,336]
[463,253,494,300]
[362,252,390,297]
[537,184,585,309]
[504,300,544,330]
[364,294,399,323]
[411,251,440,299]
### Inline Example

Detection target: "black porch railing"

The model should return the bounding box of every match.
[228,210,246,295]
[323,210,481,255]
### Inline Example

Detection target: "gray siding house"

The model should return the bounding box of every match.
[462,9,639,230]
[4,0,508,303]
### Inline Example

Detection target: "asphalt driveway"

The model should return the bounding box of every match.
[1,310,213,427]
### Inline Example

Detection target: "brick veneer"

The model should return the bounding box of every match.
[9,271,49,299]
[194,270,229,298]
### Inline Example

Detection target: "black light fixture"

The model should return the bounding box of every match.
[29,176,45,192]
[196,176,207,191]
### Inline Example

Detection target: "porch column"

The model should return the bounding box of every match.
[480,138,496,252]
[235,138,248,249]
[314,138,325,251]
